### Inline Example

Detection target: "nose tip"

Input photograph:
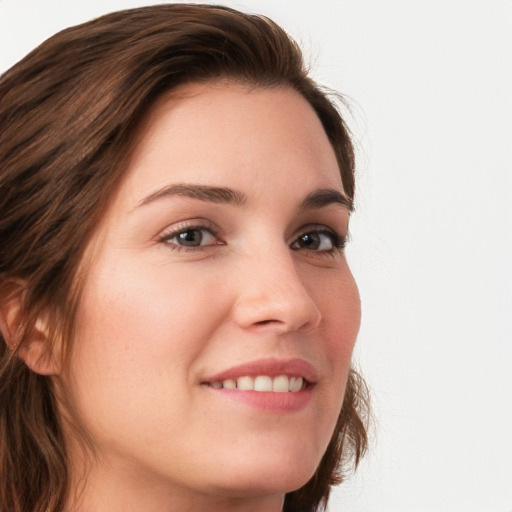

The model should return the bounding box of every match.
[231,255,322,334]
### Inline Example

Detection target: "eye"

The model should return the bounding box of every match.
[160,224,220,249]
[290,228,345,253]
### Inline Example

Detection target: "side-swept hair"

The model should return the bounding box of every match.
[0,5,369,511]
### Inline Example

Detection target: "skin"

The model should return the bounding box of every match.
[55,82,361,512]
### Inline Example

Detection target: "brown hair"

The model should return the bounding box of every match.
[0,4,369,511]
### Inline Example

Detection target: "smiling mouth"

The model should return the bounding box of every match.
[206,375,306,393]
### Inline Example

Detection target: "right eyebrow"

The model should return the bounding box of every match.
[137,183,247,208]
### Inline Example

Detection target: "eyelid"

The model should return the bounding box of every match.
[157,219,222,246]
[291,224,348,252]
[156,219,348,255]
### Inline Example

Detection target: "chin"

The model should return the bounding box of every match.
[212,470,315,500]
[207,442,323,498]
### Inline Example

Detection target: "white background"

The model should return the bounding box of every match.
[1,1,511,511]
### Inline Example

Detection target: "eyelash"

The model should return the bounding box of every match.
[290,227,346,254]
[159,223,346,255]
[158,221,221,252]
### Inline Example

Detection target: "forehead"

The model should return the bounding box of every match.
[117,82,344,208]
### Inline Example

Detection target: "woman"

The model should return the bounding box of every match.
[0,4,369,512]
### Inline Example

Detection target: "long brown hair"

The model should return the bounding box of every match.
[0,4,369,511]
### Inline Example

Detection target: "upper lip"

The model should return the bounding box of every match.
[202,357,318,384]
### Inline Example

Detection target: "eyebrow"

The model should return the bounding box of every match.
[137,183,351,211]
[138,183,247,207]
[298,188,352,212]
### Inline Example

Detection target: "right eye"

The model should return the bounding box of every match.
[160,224,221,250]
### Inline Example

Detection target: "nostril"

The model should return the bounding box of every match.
[254,319,277,326]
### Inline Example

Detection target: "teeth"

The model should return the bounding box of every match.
[272,375,289,393]
[237,376,253,390]
[223,378,236,390]
[254,375,272,391]
[210,375,305,392]
[290,377,303,392]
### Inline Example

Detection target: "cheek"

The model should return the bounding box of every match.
[76,255,225,360]
[65,255,229,428]
[316,264,361,355]
[311,265,361,413]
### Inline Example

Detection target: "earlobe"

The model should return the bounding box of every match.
[0,280,61,375]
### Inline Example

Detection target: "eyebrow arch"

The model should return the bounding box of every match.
[137,183,351,212]
[138,183,247,208]
[298,188,353,212]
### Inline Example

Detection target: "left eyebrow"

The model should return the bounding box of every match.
[298,188,352,212]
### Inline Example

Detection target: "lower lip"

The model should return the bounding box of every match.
[205,386,313,413]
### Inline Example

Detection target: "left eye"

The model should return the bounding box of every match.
[164,227,218,247]
[291,230,342,252]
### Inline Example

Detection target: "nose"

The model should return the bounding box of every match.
[231,246,322,334]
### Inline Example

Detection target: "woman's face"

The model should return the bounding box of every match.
[59,83,361,506]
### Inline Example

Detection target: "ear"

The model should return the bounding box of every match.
[0,279,61,375]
